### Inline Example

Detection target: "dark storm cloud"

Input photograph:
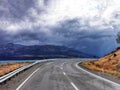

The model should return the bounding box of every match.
[0,18,118,57]
[0,0,119,57]
[0,0,35,19]
[43,0,50,5]
[0,30,14,43]
[49,19,118,56]
[52,19,114,40]
[10,30,49,45]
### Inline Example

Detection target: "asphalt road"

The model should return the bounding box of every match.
[16,59,120,90]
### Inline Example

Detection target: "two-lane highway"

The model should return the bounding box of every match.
[16,59,120,90]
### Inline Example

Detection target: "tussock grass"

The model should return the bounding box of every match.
[0,62,30,76]
[81,61,120,77]
[81,49,120,77]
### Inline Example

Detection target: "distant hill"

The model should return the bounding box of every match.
[0,43,93,60]
[81,47,120,77]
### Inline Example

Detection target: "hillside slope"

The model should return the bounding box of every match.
[0,43,93,60]
[81,48,120,77]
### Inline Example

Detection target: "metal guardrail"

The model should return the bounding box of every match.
[0,61,39,83]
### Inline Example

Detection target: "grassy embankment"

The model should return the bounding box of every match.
[81,49,120,77]
[0,62,30,76]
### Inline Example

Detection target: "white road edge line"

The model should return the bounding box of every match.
[75,62,120,87]
[16,68,40,90]
[62,71,79,90]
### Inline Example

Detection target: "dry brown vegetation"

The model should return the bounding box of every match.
[81,48,120,77]
[0,62,30,76]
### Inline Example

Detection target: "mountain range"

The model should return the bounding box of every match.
[0,43,93,60]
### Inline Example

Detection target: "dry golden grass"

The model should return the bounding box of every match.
[0,62,30,76]
[81,61,120,77]
[81,48,120,77]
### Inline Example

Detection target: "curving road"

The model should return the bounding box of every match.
[16,59,120,90]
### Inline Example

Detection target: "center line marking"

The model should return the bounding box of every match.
[62,71,79,90]
[63,72,66,75]
[71,82,79,90]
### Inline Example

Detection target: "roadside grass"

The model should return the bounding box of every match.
[81,61,120,77]
[0,62,30,76]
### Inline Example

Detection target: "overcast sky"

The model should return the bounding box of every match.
[0,0,120,57]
